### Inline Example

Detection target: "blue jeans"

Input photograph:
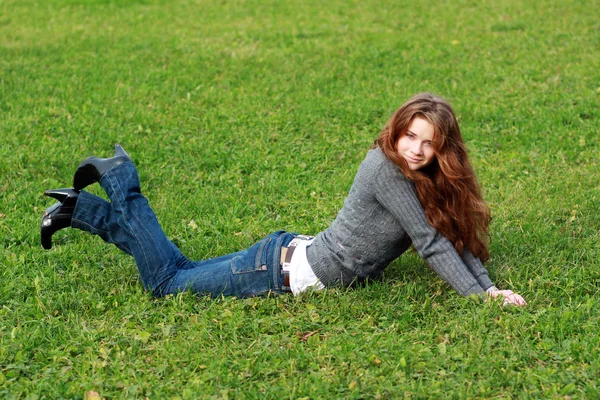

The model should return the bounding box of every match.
[71,161,295,298]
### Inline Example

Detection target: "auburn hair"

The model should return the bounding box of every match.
[375,93,491,261]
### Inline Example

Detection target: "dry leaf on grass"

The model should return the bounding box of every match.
[296,330,319,341]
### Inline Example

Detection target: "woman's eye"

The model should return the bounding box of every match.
[424,142,432,147]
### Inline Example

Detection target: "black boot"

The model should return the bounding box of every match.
[40,188,79,250]
[73,144,131,190]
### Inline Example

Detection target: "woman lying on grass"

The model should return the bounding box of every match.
[40,93,526,306]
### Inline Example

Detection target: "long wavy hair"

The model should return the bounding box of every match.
[375,93,491,261]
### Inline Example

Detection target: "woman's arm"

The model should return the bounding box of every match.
[373,163,486,296]
[461,249,494,290]
[461,250,527,306]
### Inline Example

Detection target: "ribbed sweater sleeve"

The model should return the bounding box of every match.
[372,162,486,296]
[461,249,494,291]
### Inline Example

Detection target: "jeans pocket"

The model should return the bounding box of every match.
[230,237,272,274]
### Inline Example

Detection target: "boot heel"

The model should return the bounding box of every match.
[114,143,129,158]
[43,188,79,203]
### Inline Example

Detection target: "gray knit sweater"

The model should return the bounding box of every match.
[306,147,494,296]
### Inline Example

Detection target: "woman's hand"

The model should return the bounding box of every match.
[487,289,527,306]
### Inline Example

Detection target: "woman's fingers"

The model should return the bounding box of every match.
[502,292,527,306]
[488,289,527,306]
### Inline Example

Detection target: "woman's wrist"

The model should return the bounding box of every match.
[485,285,500,294]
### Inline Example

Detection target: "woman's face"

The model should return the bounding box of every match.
[396,117,436,170]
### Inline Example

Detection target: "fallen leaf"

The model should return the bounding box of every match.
[296,330,319,341]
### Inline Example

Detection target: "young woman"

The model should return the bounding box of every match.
[40,93,526,306]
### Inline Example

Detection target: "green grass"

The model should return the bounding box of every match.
[1,0,600,397]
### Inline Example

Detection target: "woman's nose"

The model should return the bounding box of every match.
[411,142,423,155]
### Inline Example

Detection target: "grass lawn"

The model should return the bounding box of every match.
[1,0,600,397]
